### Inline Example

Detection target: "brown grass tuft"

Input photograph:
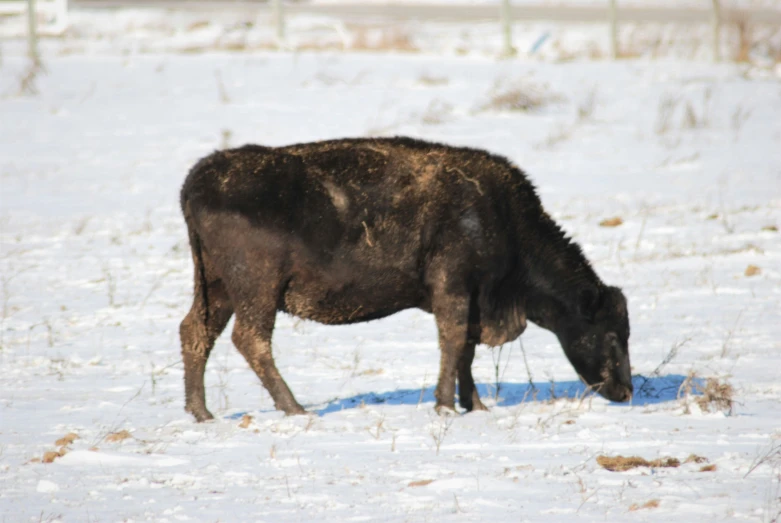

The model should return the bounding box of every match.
[684,454,708,464]
[55,432,79,447]
[597,455,680,472]
[105,430,132,443]
[239,414,253,429]
[482,88,542,112]
[408,479,434,487]
[744,265,761,277]
[629,499,660,511]
[699,464,717,472]
[599,217,624,227]
[42,451,62,463]
[479,80,563,113]
[695,378,734,414]
[761,225,778,232]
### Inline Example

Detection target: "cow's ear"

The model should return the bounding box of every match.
[577,284,600,320]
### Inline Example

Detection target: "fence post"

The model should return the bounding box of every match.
[608,0,618,59]
[500,0,515,57]
[273,0,285,47]
[711,0,721,62]
[27,0,41,66]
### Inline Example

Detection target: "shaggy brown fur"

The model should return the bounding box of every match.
[179,137,632,421]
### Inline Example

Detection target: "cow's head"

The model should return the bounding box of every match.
[529,286,633,403]
[563,285,632,402]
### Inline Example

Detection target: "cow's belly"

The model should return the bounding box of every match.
[280,267,425,325]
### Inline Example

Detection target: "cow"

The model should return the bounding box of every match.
[178,137,632,422]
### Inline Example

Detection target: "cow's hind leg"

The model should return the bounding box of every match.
[180,278,234,422]
[231,301,306,416]
[457,342,488,412]
[432,290,471,414]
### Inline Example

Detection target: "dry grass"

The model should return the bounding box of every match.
[186,20,210,32]
[214,70,230,104]
[54,432,79,447]
[104,430,132,443]
[238,414,253,429]
[417,74,448,87]
[538,124,574,149]
[655,94,678,135]
[684,454,708,464]
[700,464,718,472]
[479,80,563,113]
[599,217,624,228]
[408,479,434,487]
[745,265,762,277]
[734,18,752,63]
[42,447,68,464]
[17,62,44,96]
[420,100,453,126]
[656,90,710,135]
[597,455,680,472]
[577,88,597,121]
[221,129,233,150]
[629,499,660,511]
[42,451,61,464]
[351,27,417,53]
[696,377,735,414]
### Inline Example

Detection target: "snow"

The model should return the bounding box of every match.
[1,6,781,523]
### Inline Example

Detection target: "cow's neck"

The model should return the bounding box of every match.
[515,209,603,325]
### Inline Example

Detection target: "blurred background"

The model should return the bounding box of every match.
[2,0,781,62]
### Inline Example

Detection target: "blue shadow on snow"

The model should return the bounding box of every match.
[312,374,701,416]
[225,374,702,419]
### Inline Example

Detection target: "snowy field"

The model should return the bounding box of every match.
[1,9,781,522]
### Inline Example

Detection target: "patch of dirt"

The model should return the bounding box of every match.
[597,455,680,472]
[744,264,761,277]
[239,415,253,429]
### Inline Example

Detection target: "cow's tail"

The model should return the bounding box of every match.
[182,199,210,329]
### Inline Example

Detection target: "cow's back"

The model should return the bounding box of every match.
[180,138,536,322]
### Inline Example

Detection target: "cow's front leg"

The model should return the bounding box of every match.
[432,292,471,414]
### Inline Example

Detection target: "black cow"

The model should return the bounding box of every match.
[179,137,632,422]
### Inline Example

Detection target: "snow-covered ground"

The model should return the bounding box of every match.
[1,9,781,522]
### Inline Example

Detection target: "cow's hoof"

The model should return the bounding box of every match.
[283,406,307,416]
[467,401,489,412]
[434,404,458,416]
[187,406,215,423]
